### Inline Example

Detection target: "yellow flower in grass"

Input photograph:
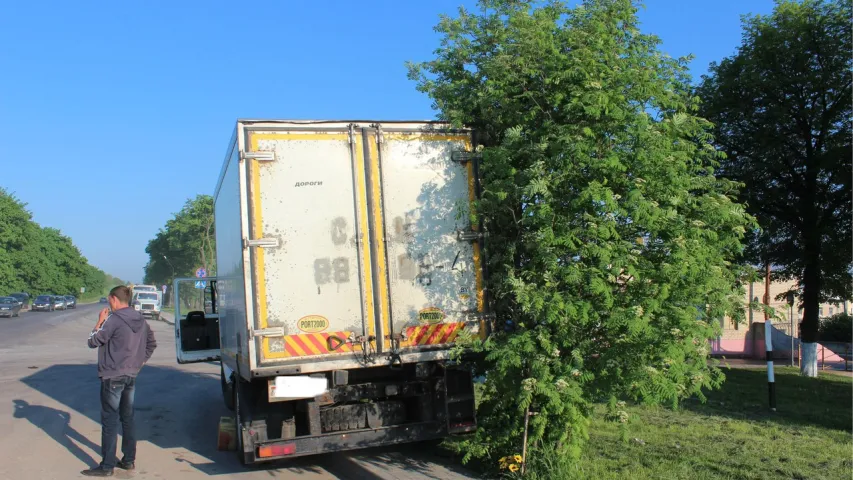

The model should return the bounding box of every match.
[514,455,523,463]
[508,464,520,473]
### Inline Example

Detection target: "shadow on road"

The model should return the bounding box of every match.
[318,443,475,480]
[12,399,100,469]
[18,364,327,477]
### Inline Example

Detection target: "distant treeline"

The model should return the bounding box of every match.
[0,188,124,296]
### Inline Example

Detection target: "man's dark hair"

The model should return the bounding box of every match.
[109,285,131,304]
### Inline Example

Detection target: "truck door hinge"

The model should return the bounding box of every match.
[348,125,356,145]
[457,229,486,242]
[251,327,285,339]
[244,237,280,248]
[241,151,276,162]
[451,151,481,164]
[372,124,385,145]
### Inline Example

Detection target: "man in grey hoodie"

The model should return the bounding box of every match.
[81,285,157,477]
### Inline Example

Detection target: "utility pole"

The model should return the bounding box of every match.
[787,292,795,367]
[764,263,776,411]
[163,255,176,307]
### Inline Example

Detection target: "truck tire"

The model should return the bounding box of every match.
[221,362,235,411]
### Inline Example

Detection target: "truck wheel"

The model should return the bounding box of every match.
[221,362,235,411]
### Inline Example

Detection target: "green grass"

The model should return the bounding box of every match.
[470,368,852,480]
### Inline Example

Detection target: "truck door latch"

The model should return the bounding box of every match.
[241,151,276,162]
[244,238,280,248]
[451,151,481,164]
[457,229,485,242]
[251,327,285,338]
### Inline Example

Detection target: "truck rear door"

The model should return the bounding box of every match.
[372,127,485,352]
[242,122,486,371]
[244,126,371,366]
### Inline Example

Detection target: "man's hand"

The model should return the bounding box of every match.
[95,308,110,330]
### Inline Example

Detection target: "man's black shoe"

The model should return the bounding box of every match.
[80,466,114,477]
[117,459,135,470]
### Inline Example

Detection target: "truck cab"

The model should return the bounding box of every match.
[132,291,162,321]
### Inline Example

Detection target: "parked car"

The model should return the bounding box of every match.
[52,296,67,310]
[132,292,161,321]
[99,297,108,304]
[0,297,22,317]
[7,293,30,310]
[64,296,77,309]
[32,295,54,312]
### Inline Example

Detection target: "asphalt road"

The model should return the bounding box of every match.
[0,303,478,480]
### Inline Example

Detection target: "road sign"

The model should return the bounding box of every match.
[195,268,207,278]
[80,287,86,293]
[161,285,167,293]
[195,280,206,289]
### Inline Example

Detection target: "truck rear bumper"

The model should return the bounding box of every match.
[248,422,445,462]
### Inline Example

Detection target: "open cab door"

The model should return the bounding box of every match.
[173,277,221,364]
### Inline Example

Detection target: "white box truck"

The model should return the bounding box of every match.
[172,120,491,464]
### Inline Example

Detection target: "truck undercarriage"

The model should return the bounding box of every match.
[228,362,476,463]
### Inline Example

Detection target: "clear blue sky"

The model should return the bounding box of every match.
[0,0,775,283]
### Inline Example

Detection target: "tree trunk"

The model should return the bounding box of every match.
[799,156,821,377]
[800,233,821,377]
[199,246,208,277]
[204,219,215,276]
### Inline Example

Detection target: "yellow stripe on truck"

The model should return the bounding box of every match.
[354,134,377,343]
[368,137,392,349]
[249,134,268,338]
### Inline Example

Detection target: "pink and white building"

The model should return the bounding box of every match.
[711,279,850,358]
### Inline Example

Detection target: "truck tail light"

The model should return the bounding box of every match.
[257,443,296,458]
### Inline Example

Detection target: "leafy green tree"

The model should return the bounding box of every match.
[143,194,216,286]
[0,190,33,293]
[0,188,112,296]
[696,0,851,376]
[409,0,753,467]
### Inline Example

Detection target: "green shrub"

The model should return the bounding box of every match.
[818,313,852,343]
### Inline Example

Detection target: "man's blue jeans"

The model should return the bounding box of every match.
[100,375,136,470]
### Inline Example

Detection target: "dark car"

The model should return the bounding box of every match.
[64,296,77,309]
[7,293,30,310]
[0,297,22,317]
[32,295,54,312]
[99,297,108,304]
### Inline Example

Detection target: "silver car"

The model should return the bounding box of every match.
[52,296,67,311]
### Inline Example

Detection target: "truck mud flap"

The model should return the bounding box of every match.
[249,422,446,462]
